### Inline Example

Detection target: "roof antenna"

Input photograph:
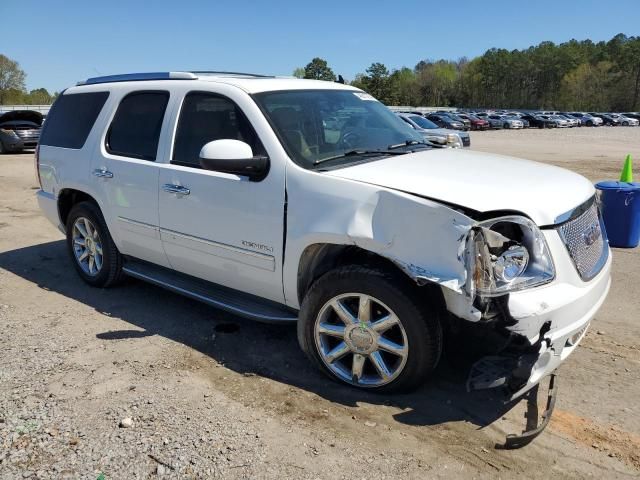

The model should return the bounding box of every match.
[336,75,345,84]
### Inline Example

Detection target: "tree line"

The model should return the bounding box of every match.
[296,33,640,111]
[0,54,56,105]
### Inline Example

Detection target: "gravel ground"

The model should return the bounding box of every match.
[1,127,639,479]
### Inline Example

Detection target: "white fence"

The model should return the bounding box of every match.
[0,105,51,115]
[387,106,458,113]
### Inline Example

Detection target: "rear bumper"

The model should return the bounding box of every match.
[36,190,64,233]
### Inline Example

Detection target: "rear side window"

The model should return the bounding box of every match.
[106,91,169,161]
[172,92,264,168]
[39,91,109,149]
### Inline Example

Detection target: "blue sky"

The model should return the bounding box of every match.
[2,0,639,92]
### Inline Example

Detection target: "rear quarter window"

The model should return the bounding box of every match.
[39,91,110,149]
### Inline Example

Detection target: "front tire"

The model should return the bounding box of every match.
[297,265,443,393]
[66,201,123,287]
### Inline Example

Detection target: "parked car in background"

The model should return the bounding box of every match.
[488,114,523,129]
[455,113,490,130]
[0,110,43,153]
[608,113,639,126]
[426,113,465,131]
[538,114,569,128]
[589,113,620,126]
[621,112,640,121]
[473,112,503,129]
[436,112,471,131]
[565,112,602,127]
[520,114,558,129]
[396,113,470,148]
[503,113,530,128]
[557,114,580,127]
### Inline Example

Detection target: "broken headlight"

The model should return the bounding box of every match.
[465,216,555,297]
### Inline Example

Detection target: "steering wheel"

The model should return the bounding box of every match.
[339,130,361,150]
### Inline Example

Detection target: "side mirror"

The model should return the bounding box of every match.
[199,139,269,181]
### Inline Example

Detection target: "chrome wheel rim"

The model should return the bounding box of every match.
[72,217,103,276]
[314,293,409,387]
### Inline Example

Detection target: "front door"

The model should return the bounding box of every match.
[157,88,286,303]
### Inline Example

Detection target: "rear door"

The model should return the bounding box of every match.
[157,86,286,303]
[91,90,171,267]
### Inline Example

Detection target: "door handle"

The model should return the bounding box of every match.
[162,184,191,196]
[93,168,113,178]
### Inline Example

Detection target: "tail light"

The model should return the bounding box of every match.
[34,145,42,188]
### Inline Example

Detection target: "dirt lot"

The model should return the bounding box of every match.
[1,127,639,479]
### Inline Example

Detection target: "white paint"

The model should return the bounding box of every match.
[200,139,253,160]
[327,148,595,226]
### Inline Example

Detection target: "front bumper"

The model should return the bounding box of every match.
[506,251,611,398]
[445,226,612,399]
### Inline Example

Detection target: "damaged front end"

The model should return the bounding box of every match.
[452,216,559,398]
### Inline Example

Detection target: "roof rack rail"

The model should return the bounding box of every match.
[190,71,274,78]
[77,71,197,86]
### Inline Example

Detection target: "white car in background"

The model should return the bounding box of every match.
[565,112,603,127]
[609,113,639,126]
[36,72,610,407]
[395,112,470,148]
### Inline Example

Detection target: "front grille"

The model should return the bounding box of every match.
[557,201,608,281]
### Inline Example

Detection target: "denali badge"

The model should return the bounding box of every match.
[241,240,274,253]
[582,223,601,247]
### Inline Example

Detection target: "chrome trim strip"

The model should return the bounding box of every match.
[122,266,296,323]
[159,228,272,261]
[117,216,159,231]
[553,195,596,226]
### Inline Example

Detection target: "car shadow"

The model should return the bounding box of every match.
[0,240,523,432]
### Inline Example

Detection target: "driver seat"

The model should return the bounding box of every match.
[270,107,313,161]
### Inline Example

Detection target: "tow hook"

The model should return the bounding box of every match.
[498,374,558,450]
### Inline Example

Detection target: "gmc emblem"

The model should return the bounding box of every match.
[582,223,601,247]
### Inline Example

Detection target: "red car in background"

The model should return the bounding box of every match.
[455,113,490,131]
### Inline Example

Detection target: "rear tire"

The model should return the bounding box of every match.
[0,141,5,154]
[298,265,443,393]
[66,201,124,287]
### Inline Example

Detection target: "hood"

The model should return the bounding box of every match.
[326,149,594,225]
[0,110,43,126]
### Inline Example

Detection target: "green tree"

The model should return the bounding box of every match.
[292,67,305,79]
[303,58,335,81]
[558,62,614,110]
[26,88,53,105]
[0,54,27,104]
[389,67,417,106]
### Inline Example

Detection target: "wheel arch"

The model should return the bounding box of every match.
[296,243,446,312]
[57,188,100,231]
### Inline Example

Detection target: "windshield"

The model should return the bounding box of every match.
[408,115,438,129]
[253,89,424,169]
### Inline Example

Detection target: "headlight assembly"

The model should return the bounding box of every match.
[464,216,555,297]
[446,133,463,148]
[0,128,19,138]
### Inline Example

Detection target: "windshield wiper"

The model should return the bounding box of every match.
[313,149,405,166]
[387,139,430,150]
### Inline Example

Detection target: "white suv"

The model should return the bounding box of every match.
[36,71,611,398]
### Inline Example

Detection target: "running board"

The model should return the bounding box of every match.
[122,260,298,323]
